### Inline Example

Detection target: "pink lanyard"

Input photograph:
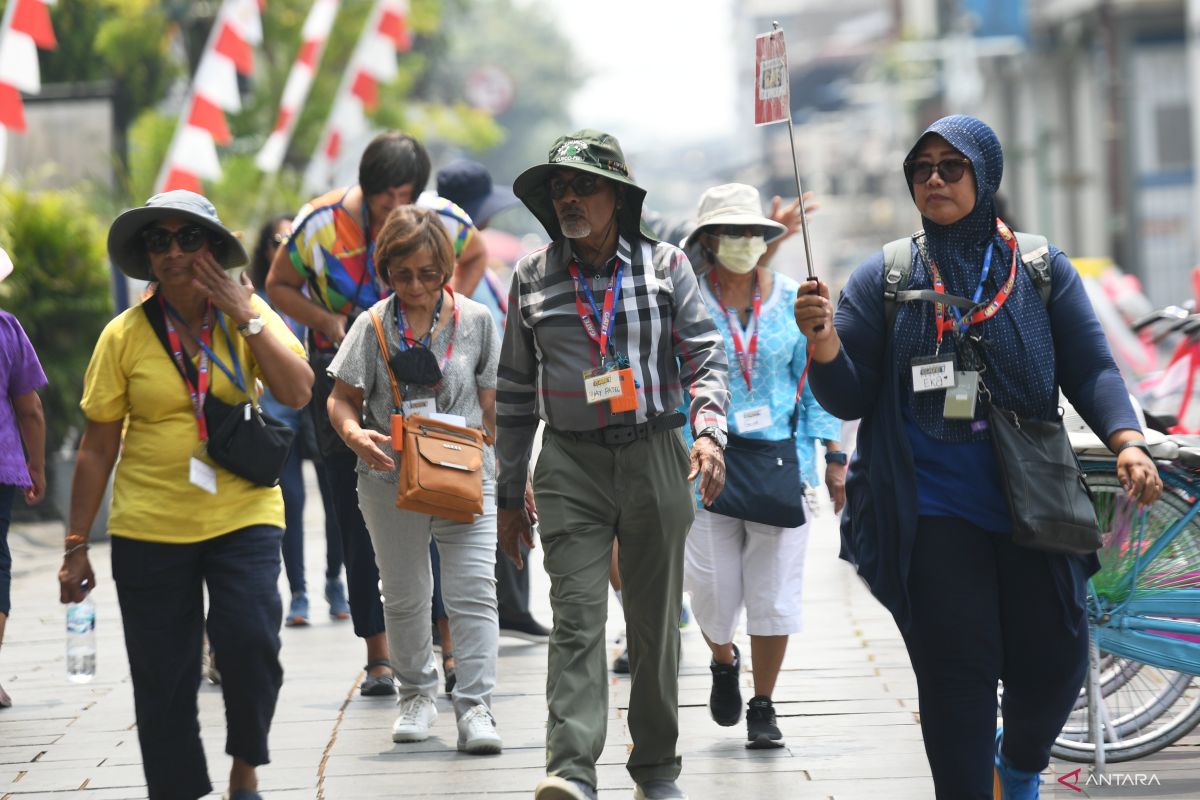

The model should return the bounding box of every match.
[708,271,762,392]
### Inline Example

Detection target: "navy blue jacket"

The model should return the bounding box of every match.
[810,245,1136,631]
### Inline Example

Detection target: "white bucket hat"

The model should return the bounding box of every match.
[683,183,787,248]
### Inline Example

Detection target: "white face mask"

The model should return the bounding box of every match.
[716,235,767,274]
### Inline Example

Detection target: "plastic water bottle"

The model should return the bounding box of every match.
[66,588,96,683]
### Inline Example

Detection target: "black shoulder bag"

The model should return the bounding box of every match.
[144,299,295,488]
[704,381,808,529]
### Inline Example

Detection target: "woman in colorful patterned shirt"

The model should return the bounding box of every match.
[681,184,844,750]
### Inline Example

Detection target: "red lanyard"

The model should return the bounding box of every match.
[395,289,460,376]
[567,260,623,361]
[161,296,212,442]
[708,271,762,392]
[929,218,1019,346]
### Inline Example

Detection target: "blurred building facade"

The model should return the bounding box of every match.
[730,0,1197,304]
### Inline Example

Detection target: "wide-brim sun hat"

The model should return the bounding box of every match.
[437,159,521,229]
[107,190,248,281]
[682,183,787,248]
[512,129,649,241]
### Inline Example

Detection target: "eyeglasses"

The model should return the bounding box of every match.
[904,158,972,185]
[548,173,602,200]
[143,225,208,254]
[389,269,444,287]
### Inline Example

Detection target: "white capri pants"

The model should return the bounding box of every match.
[683,507,810,644]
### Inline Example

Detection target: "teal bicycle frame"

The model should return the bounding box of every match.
[1083,460,1200,676]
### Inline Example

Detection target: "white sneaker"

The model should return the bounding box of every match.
[391,694,438,742]
[456,703,502,754]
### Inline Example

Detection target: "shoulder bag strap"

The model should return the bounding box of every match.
[368,309,404,410]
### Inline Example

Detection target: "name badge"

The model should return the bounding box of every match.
[735,405,773,433]
[189,456,218,494]
[911,354,956,393]
[943,371,980,419]
[583,368,624,405]
[403,397,437,417]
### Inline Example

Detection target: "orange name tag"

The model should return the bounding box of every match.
[390,414,405,451]
[608,367,639,413]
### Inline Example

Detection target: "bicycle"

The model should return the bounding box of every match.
[1045,432,1200,764]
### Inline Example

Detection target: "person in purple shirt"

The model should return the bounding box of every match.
[0,247,49,709]
[795,116,1161,799]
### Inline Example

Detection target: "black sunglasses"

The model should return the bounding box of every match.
[142,225,209,254]
[548,173,602,200]
[904,158,972,185]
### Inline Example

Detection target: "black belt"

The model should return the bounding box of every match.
[562,412,687,446]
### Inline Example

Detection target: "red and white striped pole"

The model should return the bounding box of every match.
[256,0,341,174]
[0,0,58,173]
[155,0,264,194]
[302,0,411,194]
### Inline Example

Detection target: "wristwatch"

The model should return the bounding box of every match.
[825,451,848,465]
[1116,439,1152,459]
[237,315,265,337]
[697,426,727,450]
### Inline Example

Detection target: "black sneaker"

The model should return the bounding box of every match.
[746,695,784,749]
[612,646,630,674]
[709,644,742,726]
[499,613,551,643]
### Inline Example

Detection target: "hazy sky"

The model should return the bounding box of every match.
[526,0,738,146]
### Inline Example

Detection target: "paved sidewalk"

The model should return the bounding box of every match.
[2,463,1198,798]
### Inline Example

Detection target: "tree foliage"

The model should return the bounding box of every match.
[0,184,112,456]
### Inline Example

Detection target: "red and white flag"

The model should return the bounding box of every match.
[0,0,58,172]
[256,0,340,174]
[303,0,411,194]
[156,0,264,194]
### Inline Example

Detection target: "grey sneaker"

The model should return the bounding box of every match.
[534,776,597,800]
[634,779,688,799]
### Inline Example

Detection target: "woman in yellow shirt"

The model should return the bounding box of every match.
[57,191,312,800]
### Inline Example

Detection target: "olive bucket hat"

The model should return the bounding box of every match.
[512,129,648,241]
[107,190,249,281]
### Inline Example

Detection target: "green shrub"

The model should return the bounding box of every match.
[0,183,113,459]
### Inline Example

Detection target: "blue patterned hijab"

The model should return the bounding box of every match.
[893,115,1057,442]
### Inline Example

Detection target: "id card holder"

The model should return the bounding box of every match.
[911,354,956,393]
[189,455,218,494]
[943,371,979,419]
[735,405,773,433]
[608,367,638,413]
[390,413,405,451]
[583,368,624,405]
[402,397,436,417]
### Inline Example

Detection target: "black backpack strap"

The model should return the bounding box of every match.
[882,234,916,332]
[1015,232,1051,306]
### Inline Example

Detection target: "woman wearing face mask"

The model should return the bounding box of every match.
[680,183,844,749]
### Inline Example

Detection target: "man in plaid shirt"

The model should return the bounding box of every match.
[496,130,729,800]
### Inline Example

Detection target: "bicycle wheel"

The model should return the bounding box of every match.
[1051,469,1200,761]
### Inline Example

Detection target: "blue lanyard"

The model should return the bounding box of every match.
[570,261,624,360]
[393,291,445,351]
[164,301,246,391]
[949,243,994,329]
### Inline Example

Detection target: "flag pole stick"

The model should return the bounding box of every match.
[775,20,817,282]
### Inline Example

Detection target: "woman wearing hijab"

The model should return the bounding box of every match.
[794,116,1161,798]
